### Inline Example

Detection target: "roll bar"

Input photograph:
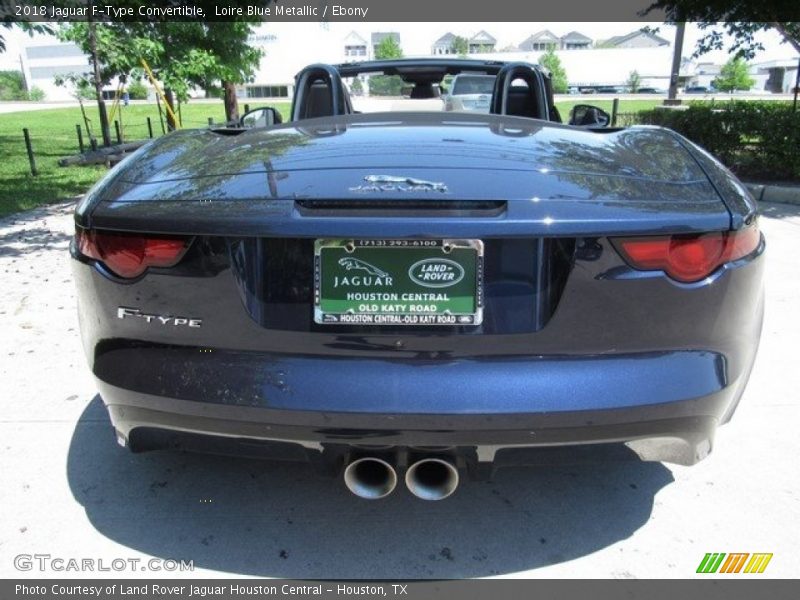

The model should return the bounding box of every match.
[291,64,351,122]
[489,62,550,121]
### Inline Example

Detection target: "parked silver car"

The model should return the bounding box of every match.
[443,74,495,112]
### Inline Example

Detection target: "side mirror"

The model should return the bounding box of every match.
[569,104,611,127]
[239,107,283,129]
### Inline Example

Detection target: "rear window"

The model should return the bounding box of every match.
[451,75,495,95]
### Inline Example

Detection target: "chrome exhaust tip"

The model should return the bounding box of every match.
[405,458,459,501]
[343,457,398,500]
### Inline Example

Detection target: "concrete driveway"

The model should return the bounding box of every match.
[1,201,798,579]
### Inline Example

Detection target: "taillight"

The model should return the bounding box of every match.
[614,223,760,283]
[76,229,189,279]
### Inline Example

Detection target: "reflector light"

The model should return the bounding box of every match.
[76,229,189,278]
[614,223,760,283]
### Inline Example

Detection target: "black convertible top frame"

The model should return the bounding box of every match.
[292,58,558,124]
[334,58,517,79]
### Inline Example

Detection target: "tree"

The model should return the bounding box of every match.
[627,70,642,93]
[713,56,755,91]
[369,36,404,96]
[645,1,800,58]
[123,22,261,127]
[59,21,141,145]
[53,73,99,143]
[0,71,27,100]
[374,36,403,60]
[60,21,262,137]
[451,36,469,56]
[203,21,263,124]
[539,48,569,93]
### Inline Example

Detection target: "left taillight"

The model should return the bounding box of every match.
[75,229,190,279]
[613,223,761,283]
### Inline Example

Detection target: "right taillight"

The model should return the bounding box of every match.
[614,222,760,283]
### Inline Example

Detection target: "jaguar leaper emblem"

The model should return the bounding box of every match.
[338,257,390,278]
[349,175,448,193]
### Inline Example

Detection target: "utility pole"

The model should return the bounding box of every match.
[666,22,686,106]
[18,54,28,93]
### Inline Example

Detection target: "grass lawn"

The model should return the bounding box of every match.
[0,98,659,218]
[555,99,662,117]
[0,100,291,218]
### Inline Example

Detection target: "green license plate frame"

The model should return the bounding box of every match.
[314,239,484,326]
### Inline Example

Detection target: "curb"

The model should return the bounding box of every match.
[744,183,800,206]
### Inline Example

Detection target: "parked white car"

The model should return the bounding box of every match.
[443,74,495,112]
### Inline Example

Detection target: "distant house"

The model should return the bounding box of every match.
[468,30,496,53]
[371,32,401,57]
[685,61,723,89]
[560,31,592,50]
[432,32,457,55]
[603,29,669,49]
[343,31,367,58]
[519,30,592,52]
[519,30,560,52]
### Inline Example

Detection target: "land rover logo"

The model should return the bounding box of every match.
[408,258,464,288]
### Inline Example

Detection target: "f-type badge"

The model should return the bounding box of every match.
[117,307,202,328]
[349,175,448,194]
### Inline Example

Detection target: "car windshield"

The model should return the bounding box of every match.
[451,75,495,95]
[337,71,497,114]
[343,75,445,113]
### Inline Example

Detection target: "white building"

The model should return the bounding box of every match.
[468,30,496,54]
[16,34,138,102]
[752,58,799,93]
[684,61,723,88]
[602,29,670,49]
[431,33,458,55]
[20,40,93,101]
[519,29,593,52]
[8,24,799,102]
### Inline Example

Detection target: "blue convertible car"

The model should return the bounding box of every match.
[72,60,764,500]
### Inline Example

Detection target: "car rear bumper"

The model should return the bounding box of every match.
[95,345,755,468]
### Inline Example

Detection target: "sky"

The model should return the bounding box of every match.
[2,21,798,72]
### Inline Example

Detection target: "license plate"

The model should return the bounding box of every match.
[314,239,484,326]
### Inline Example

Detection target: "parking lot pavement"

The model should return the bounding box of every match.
[1,201,798,579]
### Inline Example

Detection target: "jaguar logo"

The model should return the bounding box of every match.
[349,175,448,194]
[408,258,465,289]
[333,258,393,288]
[338,257,390,278]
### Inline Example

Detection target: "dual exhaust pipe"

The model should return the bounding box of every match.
[343,456,459,500]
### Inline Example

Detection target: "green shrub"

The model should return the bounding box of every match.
[368,75,404,97]
[126,80,149,100]
[637,101,800,181]
[0,70,27,101]
[27,86,45,101]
